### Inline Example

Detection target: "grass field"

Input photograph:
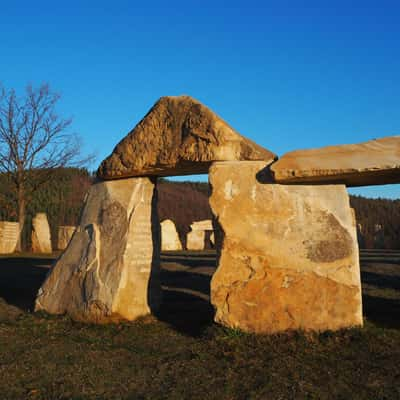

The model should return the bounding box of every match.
[0,251,399,399]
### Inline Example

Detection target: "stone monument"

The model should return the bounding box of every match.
[31,213,52,253]
[160,219,182,251]
[35,94,399,334]
[0,222,19,254]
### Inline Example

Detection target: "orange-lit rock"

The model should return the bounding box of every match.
[271,136,400,187]
[209,161,363,333]
[35,177,161,323]
[97,96,276,179]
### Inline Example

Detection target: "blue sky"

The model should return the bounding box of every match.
[1,1,399,198]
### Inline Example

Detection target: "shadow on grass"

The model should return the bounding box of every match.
[361,271,400,291]
[362,294,400,329]
[155,289,215,337]
[156,265,215,336]
[0,257,53,311]
[1,253,399,335]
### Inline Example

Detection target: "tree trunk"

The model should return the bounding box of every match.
[16,186,26,252]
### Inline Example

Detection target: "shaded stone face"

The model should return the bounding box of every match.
[35,177,161,323]
[270,135,400,187]
[97,96,276,179]
[31,213,52,253]
[160,219,182,251]
[0,222,19,254]
[209,161,363,334]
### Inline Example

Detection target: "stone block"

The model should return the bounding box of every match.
[97,96,276,179]
[186,230,205,251]
[35,177,161,323]
[161,219,182,251]
[209,161,363,333]
[0,222,19,254]
[271,136,400,187]
[31,213,52,253]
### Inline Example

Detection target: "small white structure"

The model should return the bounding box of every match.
[0,222,19,253]
[160,219,182,251]
[57,225,76,250]
[32,213,52,253]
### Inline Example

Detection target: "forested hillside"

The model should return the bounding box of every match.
[0,168,398,250]
[0,168,92,250]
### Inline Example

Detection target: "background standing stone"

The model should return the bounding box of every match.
[31,213,52,253]
[160,219,182,251]
[0,222,19,254]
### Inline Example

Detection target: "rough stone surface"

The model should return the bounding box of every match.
[57,225,76,250]
[35,177,161,323]
[97,96,276,179]
[186,230,205,251]
[209,161,363,333]
[0,222,19,254]
[31,213,52,253]
[161,219,182,251]
[271,136,400,187]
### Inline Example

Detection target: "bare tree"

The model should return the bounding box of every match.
[0,83,92,250]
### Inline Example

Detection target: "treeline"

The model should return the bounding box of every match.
[350,195,400,249]
[0,168,398,250]
[0,168,92,250]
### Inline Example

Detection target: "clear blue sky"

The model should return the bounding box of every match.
[1,1,399,198]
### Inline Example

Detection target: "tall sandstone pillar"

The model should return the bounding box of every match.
[35,177,161,323]
[209,161,363,334]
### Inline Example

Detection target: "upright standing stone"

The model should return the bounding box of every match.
[57,225,76,250]
[0,222,19,254]
[31,213,52,253]
[35,177,161,323]
[186,230,206,251]
[160,219,182,251]
[186,220,214,250]
[209,161,363,333]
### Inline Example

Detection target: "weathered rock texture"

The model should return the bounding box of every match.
[186,219,214,250]
[191,220,213,231]
[209,161,363,333]
[0,222,19,254]
[31,213,52,253]
[271,136,400,187]
[161,219,182,251]
[57,225,76,250]
[35,177,161,323]
[97,96,276,179]
[186,230,206,251]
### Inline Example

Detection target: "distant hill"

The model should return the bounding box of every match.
[0,169,398,250]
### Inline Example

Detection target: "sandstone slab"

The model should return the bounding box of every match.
[97,96,276,179]
[57,225,76,250]
[190,220,213,231]
[161,219,182,251]
[0,222,19,253]
[186,230,205,251]
[209,161,363,333]
[271,136,400,186]
[35,177,161,323]
[31,213,52,253]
